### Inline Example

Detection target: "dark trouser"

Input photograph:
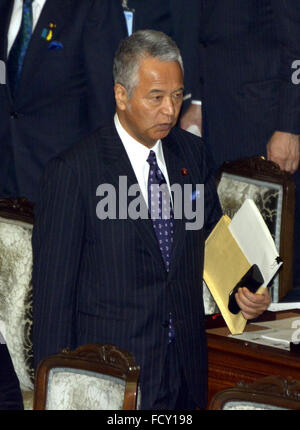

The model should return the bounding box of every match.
[0,345,24,410]
[151,340,198,410]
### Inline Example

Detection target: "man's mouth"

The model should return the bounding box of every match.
[156,123,173,131]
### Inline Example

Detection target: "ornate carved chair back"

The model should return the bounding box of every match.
[33,343,141,410]
[209,375,300,410]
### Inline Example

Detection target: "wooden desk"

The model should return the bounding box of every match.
[206,310,300,406]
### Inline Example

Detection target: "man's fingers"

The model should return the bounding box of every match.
[235,287,271,320]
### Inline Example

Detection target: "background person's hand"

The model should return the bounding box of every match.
[267,131,300,173]
[180,103,202,136]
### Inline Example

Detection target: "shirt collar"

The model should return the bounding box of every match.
[114,113,163,164]
[15,0,47,8]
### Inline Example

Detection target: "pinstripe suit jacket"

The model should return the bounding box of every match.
[32,123,222,409]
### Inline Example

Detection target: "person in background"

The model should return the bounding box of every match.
[0,0,127,202]
[194,0,300,290]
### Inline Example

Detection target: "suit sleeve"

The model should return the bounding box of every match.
[0,345,23,410]
[83,0,127,130]
[271,0,300,134]
[171,0,202,102]
[32,157,85,368]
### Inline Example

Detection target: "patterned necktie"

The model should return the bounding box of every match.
[7,0,34,96]
[147,150,175,343]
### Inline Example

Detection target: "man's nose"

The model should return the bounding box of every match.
[161,96,175,117]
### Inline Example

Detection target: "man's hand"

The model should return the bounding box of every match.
[180,103,202,135]
[267,131,300,173]
[235,287,271,320]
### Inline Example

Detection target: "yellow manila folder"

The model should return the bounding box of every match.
[204,199,281,335]
[203,215,250,335]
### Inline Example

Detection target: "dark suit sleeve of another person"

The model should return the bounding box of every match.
[271,0,300,133]
[32,158,85,368]
[171,0,202,101]
[0,345,23,410]
[84,0,127,130]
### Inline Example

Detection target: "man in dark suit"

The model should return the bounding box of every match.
[33,30,270,409]
[196,0,300,288]
[0,0,127,202]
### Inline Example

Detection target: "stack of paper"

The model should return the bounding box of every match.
[228,199,282,286]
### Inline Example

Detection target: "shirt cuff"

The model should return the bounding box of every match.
[191,100,202,106]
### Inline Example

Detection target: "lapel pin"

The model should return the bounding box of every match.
[181,168,188,176]
[41,23,57,41]
[46,31,53,41]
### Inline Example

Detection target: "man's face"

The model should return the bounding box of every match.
[115,57,184,148]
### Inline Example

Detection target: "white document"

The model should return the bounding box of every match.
[261,329,294,345]
[230,329,291,350]
[230,316,300,351]
[228,199,282,286]
[268,302,300,312]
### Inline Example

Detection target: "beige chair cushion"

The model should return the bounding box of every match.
[0,217,34,392]
[45,368,141,410]
[222,401,287,410]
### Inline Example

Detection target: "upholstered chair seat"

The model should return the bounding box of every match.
[45,369,136,410]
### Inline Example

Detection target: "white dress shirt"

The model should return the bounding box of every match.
[7,0,47,55]
[114,113,172,207]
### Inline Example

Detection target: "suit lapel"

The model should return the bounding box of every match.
[0,0,14,61]
[16,0,71,98]
[97,125,166,272]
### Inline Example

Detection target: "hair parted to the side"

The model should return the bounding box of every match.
[113,29,184,98]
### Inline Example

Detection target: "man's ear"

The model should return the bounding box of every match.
[114,84,129,111]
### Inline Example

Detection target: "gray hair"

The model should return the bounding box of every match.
[113,29,184,97]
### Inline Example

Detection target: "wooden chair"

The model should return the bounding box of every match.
[0,197,35,409]
[217,156,295,302]
[33,343,141,410]
[209,375,300,410]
